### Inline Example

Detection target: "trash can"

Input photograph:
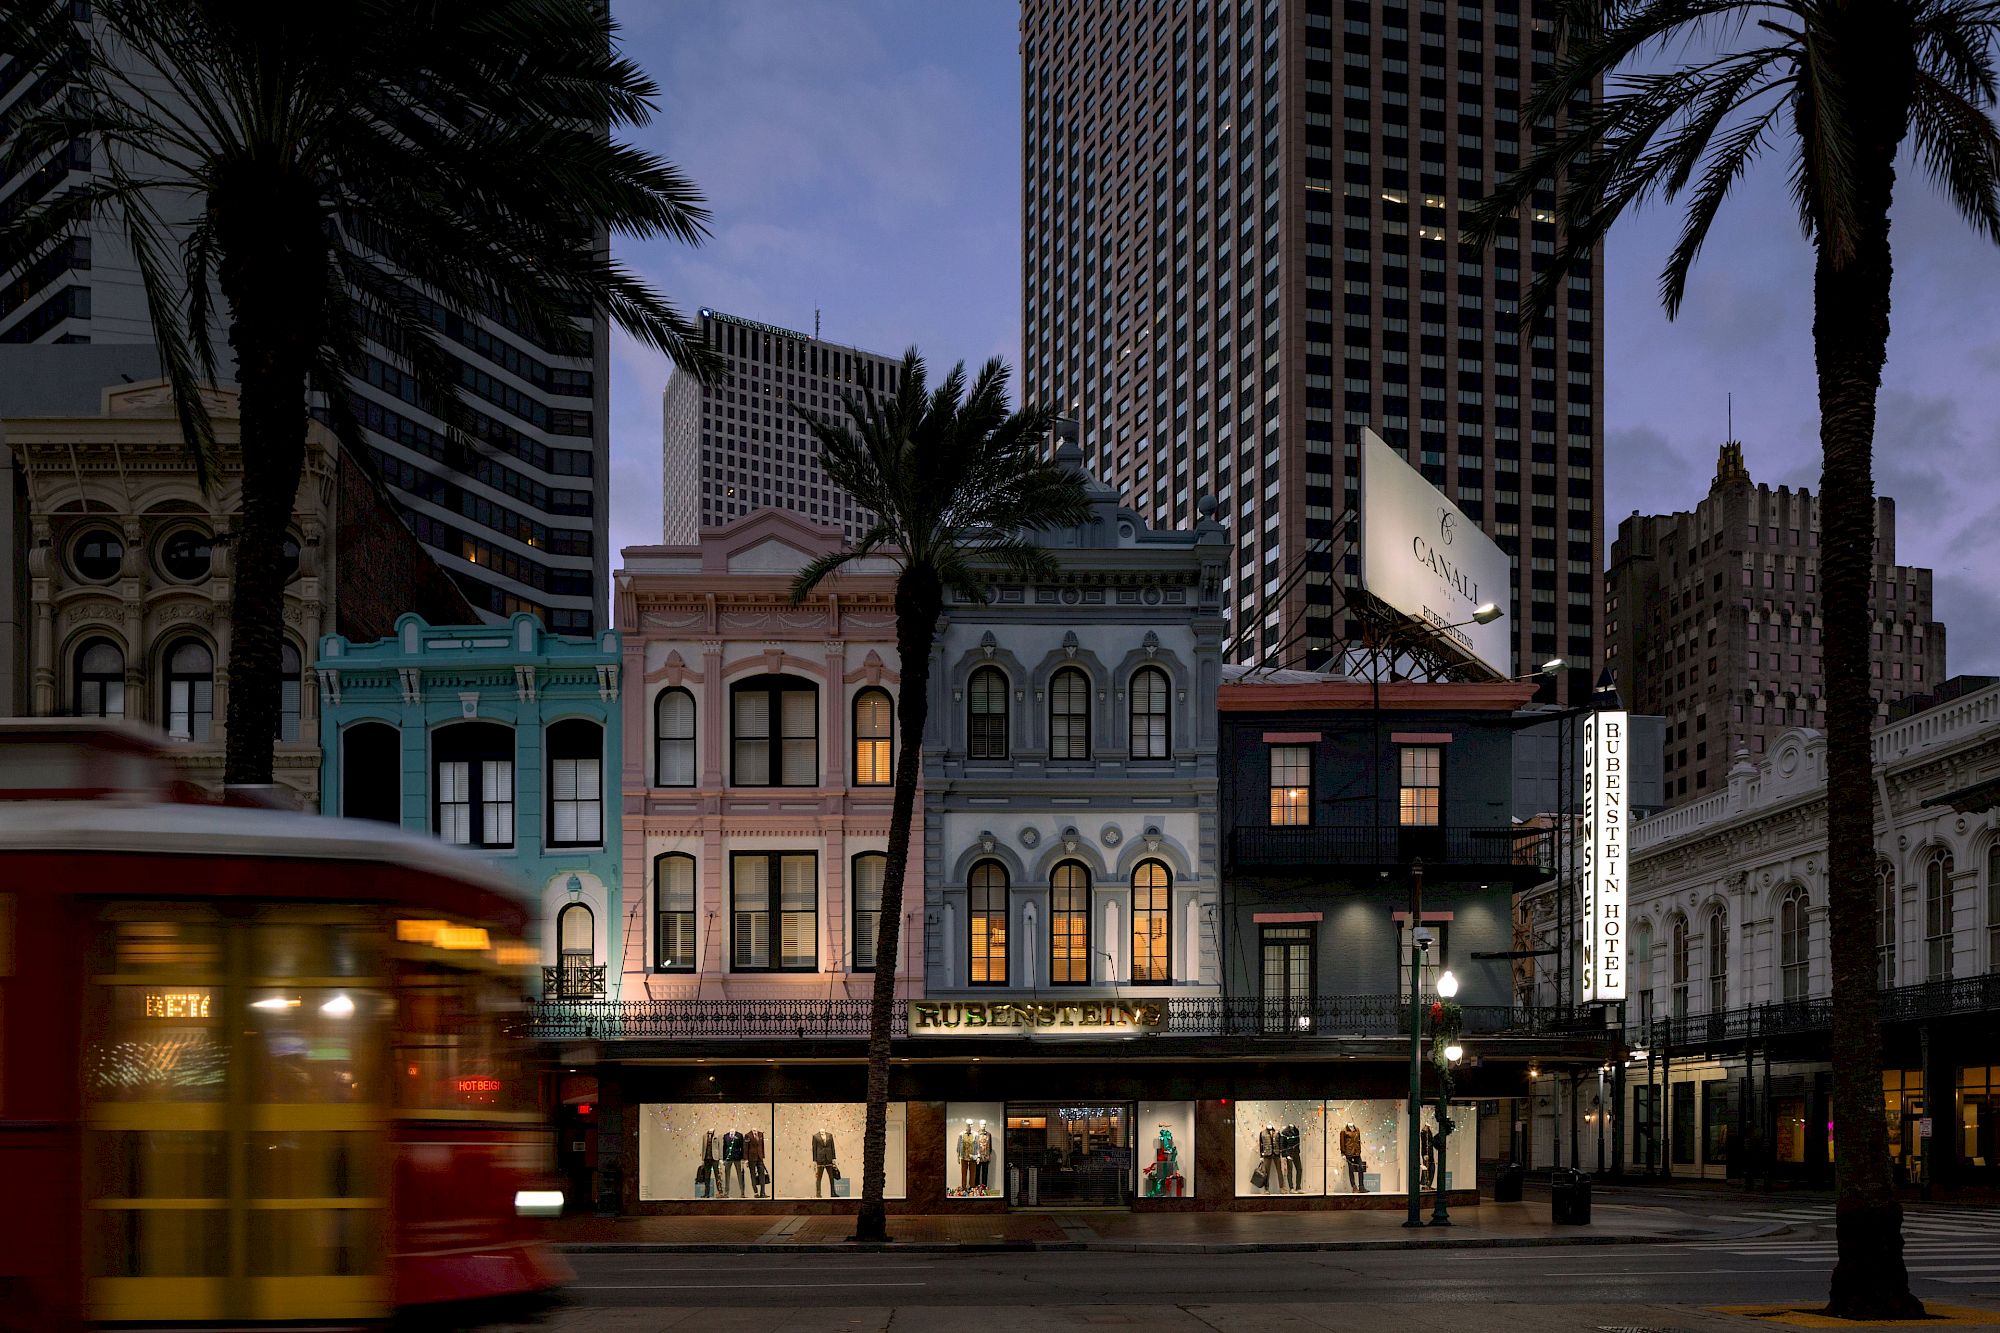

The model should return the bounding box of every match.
[1550,1169,1592,1225]
[1492,1162,1524,1203]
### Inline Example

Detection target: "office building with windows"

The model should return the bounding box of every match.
[316,612,623,997]
[1019,0,1602,694]
[661,308,897,543]
[1,22,609,634]
[1605,441,1947,806]
[1517,675,2000,1185]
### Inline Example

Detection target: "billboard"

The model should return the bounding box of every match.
[1358,429,1512,676]
[1580,710,1628,1003]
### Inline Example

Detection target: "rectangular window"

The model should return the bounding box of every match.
[1399,745,1441,826]
[1268,744,1311,825]
[1671,1081,1697,1165]
[480,760,514,846]
[1259,924,1314,1032]
[730,852,817,971]
[655,855,695,971]
[1396,919,1447,1001]
[438,761,471,844]
[733,681,819,786]
[549,756,602,845]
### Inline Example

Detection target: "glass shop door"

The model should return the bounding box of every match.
[1004,1104,1132,1208]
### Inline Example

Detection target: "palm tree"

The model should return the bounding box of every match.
[1471,0,2000,1317]
[791,350,1089,1243]
[3,0,719,787]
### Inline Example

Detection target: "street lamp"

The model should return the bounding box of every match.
[1403,860,1430,1229]
[1431,1041,1464,1225]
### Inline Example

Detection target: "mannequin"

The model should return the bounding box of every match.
[957,1120,978,1196]
[1420,1124,1436,1190]
[1256,1122,1281,1192]
[745,1128,768,1198]
[1339,1122,1366,1193]
[812,1128,838,1196]
[721,1127,746,1199]
[975,1119,995,1193]
[1278,1122,1302,1192]
[699,1128,719,1198]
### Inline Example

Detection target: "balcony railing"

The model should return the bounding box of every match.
[1229,823,1544,872]
[543,964,607,1000]
[1628,974,2000,1054]
[525,994,1580,1041]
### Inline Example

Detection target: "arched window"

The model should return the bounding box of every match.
[1669,913,1690,1020]
[1988,844,2000,974]
[1131,859,1171,984]
[967,666,1009,759]
[434,722,514,848]
[853,689,892,785]
[654,853,695,971]
[72,638,124,718]
[655,688,696,787]
[1706,905,1728,1012]
[968,860,1009,986]
[732,673,817,786]
[852,852,886,971]
[161,639,213,742]
[277,642,303,742]
[341,721,401,824]
[1632,919,1654,1025]
[546,719,604,847]
[1878,860,1899,988]
[1129,666,1170,760]
[1925,850,1956,980]
[1049,667,1090,760]
[1051,861,1091,984]
[1780,886,1809,1000]
[556,902,596,996]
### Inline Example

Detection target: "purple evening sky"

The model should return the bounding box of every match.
[607,0,2000,677]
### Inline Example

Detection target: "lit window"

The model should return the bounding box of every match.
[853,688,893,785]
[1399,745,1441,826]
[1268,744,1311,825]
[970,860,1009,985]
[1131,860,1171,984]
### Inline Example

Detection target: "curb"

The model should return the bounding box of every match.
[555,1226,1778,1256]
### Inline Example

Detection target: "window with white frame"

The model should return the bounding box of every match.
[1129,666,1171,759]
[731,852,816,971]
[1988,844,1999,974]
[1670,913,1690,1020]
[1925,850,1955,980]
[162,639,213,742]
[732,675,818,787]
[1268,744,1311,825]
[434,723,515,848]
[1878,859,1898,988]
[655,688,696,786]
[1399,745,1442,826]
[655,853,695,971]
[73,638,124,718]
[546,719,604,847]
[851,852,886,971]
[1049,667,1091,760]
[1632,918,1654,1026]
[1396,918,1448,1001]
[1779,885,1809,1001]
[852,689,892,785]
[967,666,1009,759]
[1706,905,1728,1012]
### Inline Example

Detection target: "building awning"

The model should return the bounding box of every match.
[1922,776,2000,814]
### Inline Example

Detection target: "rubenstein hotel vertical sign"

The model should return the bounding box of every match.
[1580,711,1628,1002]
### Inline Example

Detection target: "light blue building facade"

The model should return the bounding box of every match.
[317,613,624,998]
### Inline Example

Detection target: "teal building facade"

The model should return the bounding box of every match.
[317,613,624,998]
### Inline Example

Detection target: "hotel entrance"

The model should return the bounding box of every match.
[1004,1104,1132,1207]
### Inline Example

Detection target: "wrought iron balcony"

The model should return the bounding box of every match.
[543,964,607,1000]
[525,993,1562,1041]
[1626,973,2000,1054]
[1228,822,1542,872]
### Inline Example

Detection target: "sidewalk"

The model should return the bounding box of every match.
[540,1199,1772,1253]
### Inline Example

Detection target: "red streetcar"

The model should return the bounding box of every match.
[0,720,569,1329]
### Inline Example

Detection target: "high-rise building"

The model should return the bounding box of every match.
[661,308,894,543]
[0,21,609,635]
[1019,0,1601,696]
[1605,442,1947,807]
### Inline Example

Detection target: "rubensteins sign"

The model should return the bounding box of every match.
[1580,710,1629,1002]
[910,999,1166,1035]
[1359,428,1513,677]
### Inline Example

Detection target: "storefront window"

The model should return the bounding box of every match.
[773,1102,904,1201]
[1236,1099,1326,1198]
[1135,1101,1194,1198]
[1325,1099,1396,1196]
[1632,1085,1656,1171]
[1959,1066,1996,1174]
[946,1102,1004,1199]
[1703,1079,1734,1170]
[1671,1081,1696,1165]
[1006,1104,1129,1206]
[637,1103,774,1201]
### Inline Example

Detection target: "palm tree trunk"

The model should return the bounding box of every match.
[854,567,941,1243]
[1815,85,1920,1321]
[216,193,320,791]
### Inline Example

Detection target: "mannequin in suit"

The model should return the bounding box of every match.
[957,1121,978,1195]
[745,1129,768,1198]
[1257,1123,1282,1191]
[812,1128,838,1196]
[699,1128,719,1198]
[721,1128,746,1199]
[1278,1122,1302,1191]
[1339,1122,1365,1192]
[975,1120,994,1191]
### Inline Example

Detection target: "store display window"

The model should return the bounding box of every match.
[1420,1102,1478,1193]
[1233,1099,1326,1197]
[772,1102,905,1201]
[1006,1104,1130,1206]
[1325,1099,1401,1195]
[945,1102,1004,1199]
[639,1103,773,1201]
[1135,1100,1194,1199]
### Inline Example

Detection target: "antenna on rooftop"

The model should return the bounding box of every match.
[814,308,821,340]
[1727,392,1733,441]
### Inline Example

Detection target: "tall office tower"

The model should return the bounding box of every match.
[1020,0,1602,697]
[1605,442,1947,807]
[0,21,609,634]
[661,308,893,543]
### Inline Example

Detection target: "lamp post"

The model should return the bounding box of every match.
[1430,971,1462,1226]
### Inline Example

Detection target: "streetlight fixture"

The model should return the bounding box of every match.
[1470,602,1502,625]
[1403,860,1430,1229]
[1431,1041,1464,1226]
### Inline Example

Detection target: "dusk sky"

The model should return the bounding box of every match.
[609,0,2000,677]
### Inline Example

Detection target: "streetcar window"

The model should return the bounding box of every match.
[341,722,402,824]
[73,637,126,718]
[433,722,515,848]
[546,719,604,847]
[161,639,214,742]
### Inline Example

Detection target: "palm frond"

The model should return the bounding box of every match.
[1909,67,2000,240]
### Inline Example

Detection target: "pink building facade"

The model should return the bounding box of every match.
[613,511,919,1000]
